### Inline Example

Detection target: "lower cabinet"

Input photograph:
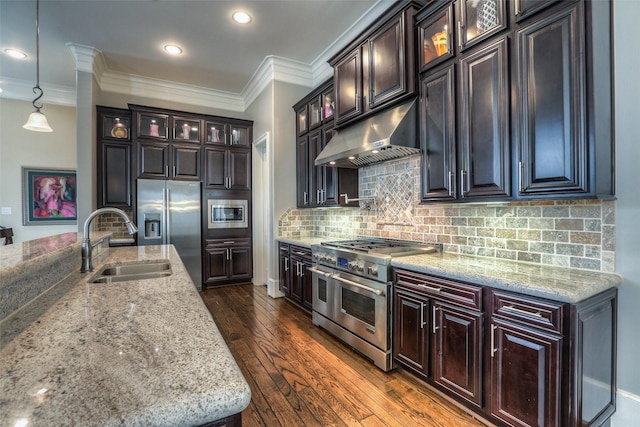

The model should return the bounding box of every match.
[393,268,617,427]
[394,270,483,407]
[279,243,312,311]
[204,239,252,287]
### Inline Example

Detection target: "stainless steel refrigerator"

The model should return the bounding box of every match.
[137,179,202,288]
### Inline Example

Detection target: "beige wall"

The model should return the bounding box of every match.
[0,98,77,243]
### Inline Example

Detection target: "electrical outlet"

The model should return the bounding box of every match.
[0,207,12,215]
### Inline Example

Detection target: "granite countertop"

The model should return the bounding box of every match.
[0,244,250,426]
[392,252,623,304]
[277,236,326,248]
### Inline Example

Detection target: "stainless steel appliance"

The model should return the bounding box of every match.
[206,199,248,229]
[137,179,202,288]
[310,238,440,371]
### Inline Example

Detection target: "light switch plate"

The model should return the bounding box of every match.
[1,207,12,215]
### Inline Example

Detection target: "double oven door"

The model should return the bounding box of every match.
[311,264,390,351]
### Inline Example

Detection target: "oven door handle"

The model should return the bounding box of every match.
[308,266,333,278]
[332,275,384,296]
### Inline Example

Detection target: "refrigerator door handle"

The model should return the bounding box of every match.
[165,187,171,244]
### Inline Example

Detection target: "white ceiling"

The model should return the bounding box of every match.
[0,0,392,105]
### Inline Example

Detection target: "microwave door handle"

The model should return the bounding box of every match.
[332,275,384,296]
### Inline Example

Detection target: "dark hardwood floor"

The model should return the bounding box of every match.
[200,284,490,427]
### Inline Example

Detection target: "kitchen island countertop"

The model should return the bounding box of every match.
[0,243,250,426]
[392,251,623,303]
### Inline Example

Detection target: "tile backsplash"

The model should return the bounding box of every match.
[279,155,616,272]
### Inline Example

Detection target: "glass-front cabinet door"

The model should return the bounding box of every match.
[322,86,335,122]
[102,114,130,141]
[419,3,455,72]
[137,113,168,140]
[230,125,251,147]
[296,105,308,136]
[309,95,322,130]
[172,117,201,143]
[205,121,228,145]
[458,0,506,51]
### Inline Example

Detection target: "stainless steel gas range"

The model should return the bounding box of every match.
[309,238,441,371]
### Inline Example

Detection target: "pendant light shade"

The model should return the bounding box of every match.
[23,110,53,132]
[23,0,52,132]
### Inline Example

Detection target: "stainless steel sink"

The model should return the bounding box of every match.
[88,261,172,284]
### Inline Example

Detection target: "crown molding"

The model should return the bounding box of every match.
[0,77,76,106]
[100,71,245,112]
[242,55,314,107]
[65,43,107,81]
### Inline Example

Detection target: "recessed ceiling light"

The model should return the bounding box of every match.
[4,48,27,59]
[232,11,251,24]
[164,44,183,55]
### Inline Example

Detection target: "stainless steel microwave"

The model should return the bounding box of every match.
[207,199,248,229]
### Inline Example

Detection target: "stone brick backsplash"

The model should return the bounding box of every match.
[280,155,616,272]
[96,208,135,240]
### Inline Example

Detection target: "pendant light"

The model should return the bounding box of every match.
[23,0,53,132]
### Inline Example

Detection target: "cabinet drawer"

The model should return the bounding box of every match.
[279,242,290,254]
[395,270,482,311]
[491,290,565,334]
[289,245,311,260]
[206,238,251,249]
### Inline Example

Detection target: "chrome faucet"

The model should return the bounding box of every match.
[81,207,138,273]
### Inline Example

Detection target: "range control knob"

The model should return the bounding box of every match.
[368,266,378,276]
[348,261,358,271]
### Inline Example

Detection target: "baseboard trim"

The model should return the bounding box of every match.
[267,278,285,298]
[611,389,640,426]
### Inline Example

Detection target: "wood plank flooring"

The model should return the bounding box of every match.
[200,284,490,427]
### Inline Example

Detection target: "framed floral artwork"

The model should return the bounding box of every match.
[22,167,77,225]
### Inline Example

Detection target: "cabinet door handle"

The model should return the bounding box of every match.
[503,305,544,318]
[432,306,439,334]
[284,258,289,271]
[317,190,321,205]
[173,166,176,178]
[165,165,169,178]
[420,303,426,329]
[460,170,467,195]
[490,324,498,358]
[226,248,230,260]
[518,161,524,192]
[303,191,308,205]
[223,241,235,245]
[457,21,463,48]
[293,251,305,256]
[515,0,521,16]
[448,171,454,197]
[299,262,304,277]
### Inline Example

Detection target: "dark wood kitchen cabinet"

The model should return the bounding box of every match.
[394,270,483,407]
[330,0,424,126]
[516,0,589,197]
[419,6,510,203]
[204,238,252,287]
[133,108,202,181]
[293,80,358,208]
[204,146,251,192]
[97,106,132,208]
[279,243,313,311]
[394,267,617,427]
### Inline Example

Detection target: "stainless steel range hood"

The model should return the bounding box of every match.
[314,98,419,168]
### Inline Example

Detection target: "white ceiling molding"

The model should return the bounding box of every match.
[242,55,314,108]
[100,70,246,112]
[66,43,107,80]
[0,77,76,106]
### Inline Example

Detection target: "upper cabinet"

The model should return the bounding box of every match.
[97,106,132,208]
[293,80,358,208]
[330,0,425,127]
[418,0,614,202]
[458,0,507,51]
